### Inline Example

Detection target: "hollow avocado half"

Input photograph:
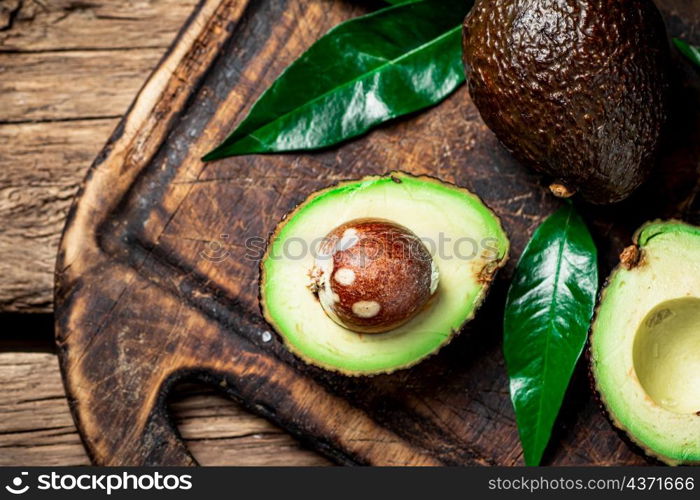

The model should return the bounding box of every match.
[260,172,509,376]
[590,221,700,465]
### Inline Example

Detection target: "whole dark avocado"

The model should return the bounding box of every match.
[462,0,670,204]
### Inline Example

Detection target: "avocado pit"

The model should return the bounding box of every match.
[633,297,700,415]
[312,218,438,334]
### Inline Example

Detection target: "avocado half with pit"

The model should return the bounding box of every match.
[590,221,700,465]
[260,172,509,375]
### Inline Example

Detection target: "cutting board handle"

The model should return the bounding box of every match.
[54,0,247,466]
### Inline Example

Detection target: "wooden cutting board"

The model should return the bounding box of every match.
[54,0,700,466]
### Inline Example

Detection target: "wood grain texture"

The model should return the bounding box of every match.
[0,0,199,52]
[1,49,165,123]
[0,119,118,311]
[0,0,196,312]
[54,0,700,466]
[0,352,329,466]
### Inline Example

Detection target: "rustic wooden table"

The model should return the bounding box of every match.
[0,0,328,466]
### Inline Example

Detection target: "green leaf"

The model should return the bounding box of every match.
[674,38,700,68]
[503,204,598,466]
[203,0,470,160]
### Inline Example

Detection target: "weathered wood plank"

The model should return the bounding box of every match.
[0,49,166,123]
[0,119,118,312]
[0,0,196,313]
[0,0,199,52]
[0,352,329,466]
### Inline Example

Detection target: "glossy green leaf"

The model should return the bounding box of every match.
[203,0,470,160]
[674,38,700,68]
[503,204,598,466]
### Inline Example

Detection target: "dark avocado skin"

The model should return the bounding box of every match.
[462,0,670,204]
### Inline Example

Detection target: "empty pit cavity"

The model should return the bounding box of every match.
[633,297,700,415]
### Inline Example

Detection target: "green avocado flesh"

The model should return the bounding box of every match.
[591,221,700,465]
[260,172,509,375]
